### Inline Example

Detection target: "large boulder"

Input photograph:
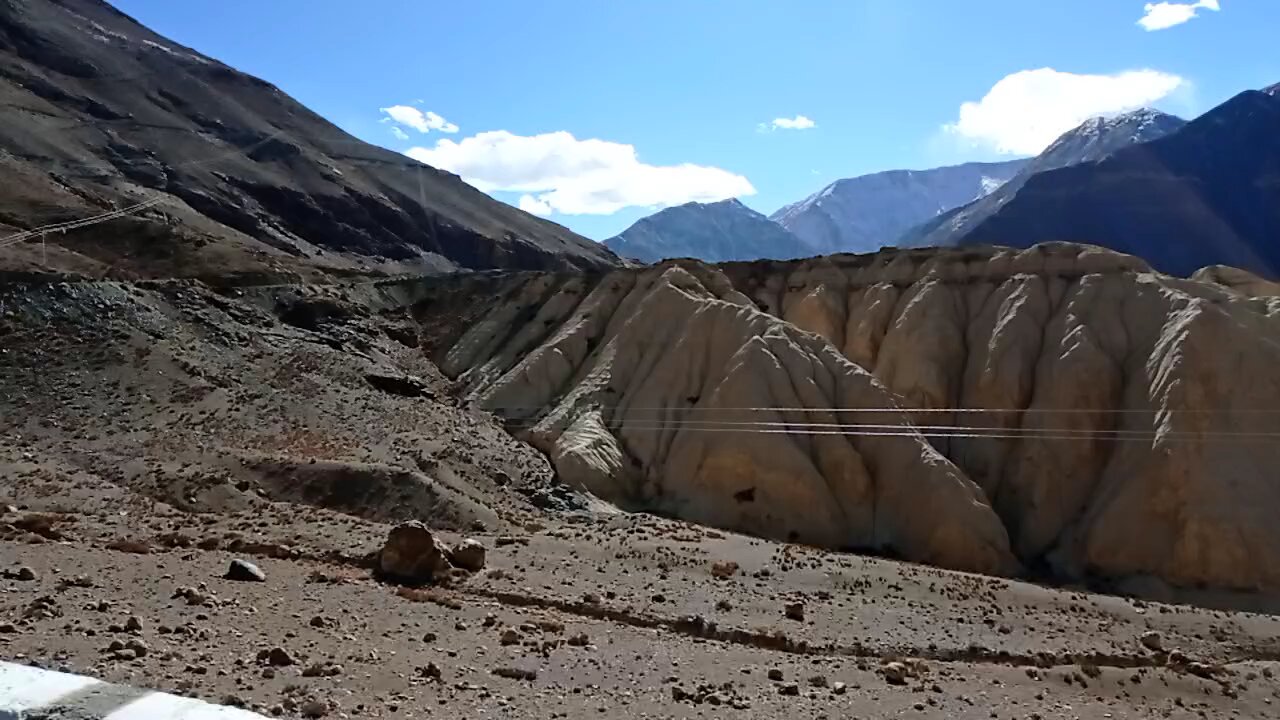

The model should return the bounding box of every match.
[379,521,449,583]
[446,539,487,572]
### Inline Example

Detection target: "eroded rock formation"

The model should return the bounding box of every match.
[416,243,1280,594]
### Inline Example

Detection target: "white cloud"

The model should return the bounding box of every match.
[379,105,459,134]
[389,126,409,141]
[758,115,816,132]
[943,68,1185,155]
[518,195,553,217]
[406,130,755,216]
[768,115,816,131]
[1138,0,1220,31]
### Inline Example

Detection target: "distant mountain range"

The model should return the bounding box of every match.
[903,108,1188,248]
[604,199,811,263]
[923,89,1280,277]
[770,160,1028,255]
[611,91,1280,278]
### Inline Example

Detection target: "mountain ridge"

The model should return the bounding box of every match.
[604,198,812,263]
[770,159,1029,255]
[919,90,1280,277]
[903,108,1187,249]
[0,0,619,282]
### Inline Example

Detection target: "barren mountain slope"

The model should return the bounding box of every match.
[0,0,618,282]
[4,273,1280,720]
[414,243,1280,602]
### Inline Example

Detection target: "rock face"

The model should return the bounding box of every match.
[907,90,1280,277]
[379,521,449,583]
[415,243,1280,594]
[904,109,1186,250]
[604,199,812,264]
[0,0,619,281]
[770,160,1028,255]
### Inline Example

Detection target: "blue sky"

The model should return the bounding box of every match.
[112,0,1276,240]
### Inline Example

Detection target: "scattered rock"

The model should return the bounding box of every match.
[567,633,590,647]
[784,602,805,621]
[808,675,828,688]
[882,662,908,685]
[446,539,486,571]
[266,647,295,666]
[299,699,328,718]
[1140,630,1163,652]
[226,559,266,582]
[779,683,800,696]
[492,666,537,681]
[418,662,442,681]
[4,566,37,581]
[379,521,449,584]
[710,561,739,579]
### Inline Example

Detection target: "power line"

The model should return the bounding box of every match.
[495,419,1280,444]
[480,405,1280,415]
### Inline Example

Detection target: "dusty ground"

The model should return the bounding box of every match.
[4,278,1280,719]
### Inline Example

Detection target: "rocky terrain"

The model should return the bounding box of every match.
[419,243,1280,603]
[770,160,1027,255]
[0,0,618,283]
[910,88,1280,277]
[604,199,812,264]
[4,244,1280,718]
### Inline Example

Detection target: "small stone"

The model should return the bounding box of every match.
[832,682,847,695]
[14,566,36,581]
[0,624,18,634]
[784,602,805,621]
[567,633,590,647]
[266,647,295,666]
[882,662,908,685]
[779,683,800,696]
[419,662,442,681]
[126,639,148,657]
[492,666,537,681]
[1139,630,1163,652]
[767,668,784,682]
[300,699,328,718]
[808,675,828,688]
[582,592,601,605]
[500,629,522,646]
[226,559,266,582]
[716,599,733,612]
[124,616,143,633]
[422,632,438,643]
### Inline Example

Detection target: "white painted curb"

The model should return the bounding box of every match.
[0,662,267,720]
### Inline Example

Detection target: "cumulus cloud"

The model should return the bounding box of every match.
[406,130,755,216]
[380,105,459,134]
[518,195,554,217]
[1138,0,1220,31]
[944,68,1185,155]
[766,115,816,131]
[389,126,409,141]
